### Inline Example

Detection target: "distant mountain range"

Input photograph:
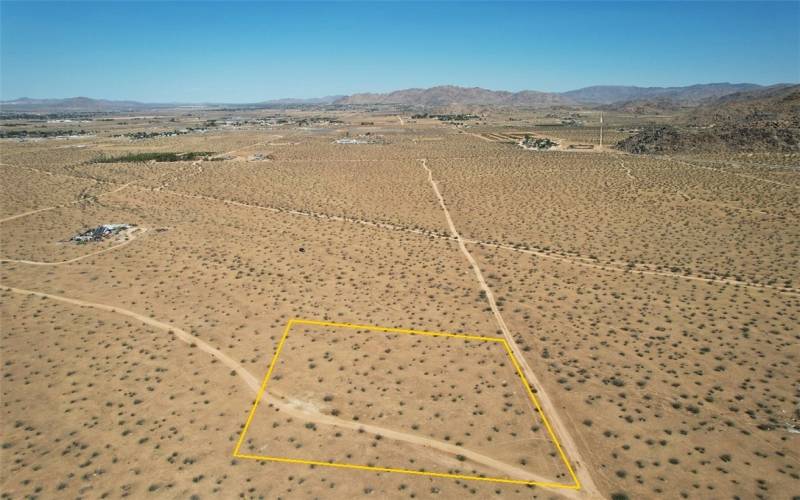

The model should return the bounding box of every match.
[562,83,765,105]
[0,83,791,112]
[334,83,767,107]
[259,95,345,106]
[332,85,571,107]
[0,97,177,112]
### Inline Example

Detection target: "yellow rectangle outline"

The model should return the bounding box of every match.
[232,318,581,490]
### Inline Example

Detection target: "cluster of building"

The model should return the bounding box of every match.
[334,133,385,145]
[520,135,558,150]
[334,138,369,144]
[113,128,208,140]
[248,153,275,161]
[71,224,135,243]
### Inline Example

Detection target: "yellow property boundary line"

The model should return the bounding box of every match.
[232,318,581,490]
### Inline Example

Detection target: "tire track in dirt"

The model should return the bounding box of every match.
[1,285,578,494]
[0,228,148,266]
[134,184,797,295]
[419,158,600,497]
[0,137,271,223]
[0,182,134,223]
[665,156,799,189]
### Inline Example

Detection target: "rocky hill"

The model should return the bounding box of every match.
[616,85,800,153]
[687,84,799,126]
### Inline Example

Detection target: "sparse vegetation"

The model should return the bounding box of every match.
[90,151,217,163]
[2,105,797,500]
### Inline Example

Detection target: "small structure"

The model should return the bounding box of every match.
[334,138,368,145]
[71,224,135,243]
[520,135,558,151]
[248,153,275,161]
[334,133,386,145]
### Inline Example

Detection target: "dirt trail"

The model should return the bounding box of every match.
[674,191,772,216]
[1,285,578,494]
[419,158,601,498]
[260,393,566,487]
[136,185,444,238]
[0,228,148,266]
[0,162,101,183]
[619,160,636,180]
[665,157,799,189]
[0,182,134,224]
[468,240,798,295]
[136,184,797,295]
[463,132,494,142]
[219,139,277,160]
[0,137,270,223]
[0,205,61,224]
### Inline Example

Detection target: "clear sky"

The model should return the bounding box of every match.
[1,1,798,102]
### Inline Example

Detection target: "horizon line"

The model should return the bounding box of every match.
[2,81,796,106]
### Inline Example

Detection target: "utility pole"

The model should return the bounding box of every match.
[599,111,604,149]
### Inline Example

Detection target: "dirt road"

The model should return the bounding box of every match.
[0,182,133,224]
[619,160,636,180]
[0,137,272,223]
[257,392,568,487]
[666,157,799,189]
[1,285,580,495]
[137,184,797,295]
[0,228,148,266]
[419,158,601,497]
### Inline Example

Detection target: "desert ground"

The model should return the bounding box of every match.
[1,109,798,499]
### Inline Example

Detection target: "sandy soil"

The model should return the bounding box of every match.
[1,109,797,499]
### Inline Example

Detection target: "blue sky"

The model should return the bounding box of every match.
[1,1,798,102]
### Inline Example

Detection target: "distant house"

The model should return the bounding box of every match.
[334,138,367,145]
[71,223,135,243]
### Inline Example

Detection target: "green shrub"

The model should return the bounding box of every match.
[91,151,216,163]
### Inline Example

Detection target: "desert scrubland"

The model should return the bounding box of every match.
[1,109,798,499]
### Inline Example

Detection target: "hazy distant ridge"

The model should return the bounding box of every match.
[336,83,767,107]
[1,83,786,111]
[333,85,571,107]
[0,97,176,112]
[562,83,762,104]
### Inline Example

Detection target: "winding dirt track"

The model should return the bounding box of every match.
[0,182,133,224]
[136,185,442,238]
[1,284,578,495]
[6,154,793,294]
[665,156,799,189]
[4,169,793,296]
[619,160,636,180]
[0,137,272,224]
[419,158,601,498]
[127,184,798,295]
[467,240,799,294]
[0,205,61,224]
[0,228,148,266]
